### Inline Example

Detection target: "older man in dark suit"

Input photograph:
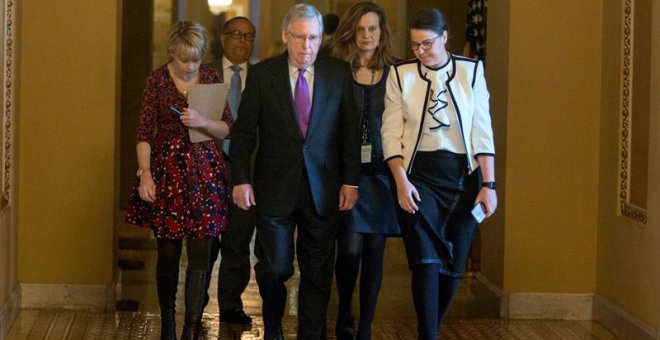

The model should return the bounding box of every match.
[229,3,360,339]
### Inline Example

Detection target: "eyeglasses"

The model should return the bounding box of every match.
[287,31,321,44]
[410,35,441,51]
[224,30,256,41]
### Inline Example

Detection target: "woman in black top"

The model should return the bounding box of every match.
[331,2,400,339]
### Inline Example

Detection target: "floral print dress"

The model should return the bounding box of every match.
[125,64,232,239]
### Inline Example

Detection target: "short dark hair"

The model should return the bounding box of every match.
[323,13,340,35]
[409,8,447,36]
[222,16,255,33]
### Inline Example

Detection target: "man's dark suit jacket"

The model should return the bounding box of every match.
[230,52,360,217]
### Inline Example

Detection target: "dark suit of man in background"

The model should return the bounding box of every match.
[205,16,256,325]
[230,4,360,339]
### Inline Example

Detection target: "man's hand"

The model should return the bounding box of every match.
[233,184,256,210]
[338,185,358,211]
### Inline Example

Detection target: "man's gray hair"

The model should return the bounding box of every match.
[281,3,323,34]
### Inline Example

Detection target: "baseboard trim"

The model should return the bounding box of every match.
[20,283,113,311]
[0,285,21,339]
[473,272,505,297]
[471,272,504,318]
[593,294,658,339]
[471,275,592,320]
[503,292,593,320]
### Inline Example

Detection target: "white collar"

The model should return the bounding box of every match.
[222,56,248,72]
[288,62,315,78]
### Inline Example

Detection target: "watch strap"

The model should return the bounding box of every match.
[482,181,496,190]
[136,169,149,177]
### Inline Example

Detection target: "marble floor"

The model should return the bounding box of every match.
[5,224,617,339]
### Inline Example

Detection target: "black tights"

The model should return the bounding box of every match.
[156,238,212,311]
[411,264,462,340]
[335,232,386,340]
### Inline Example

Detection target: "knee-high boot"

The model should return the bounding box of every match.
[181,269,207,340]
[157,272,178,340]
[160,308,177,340]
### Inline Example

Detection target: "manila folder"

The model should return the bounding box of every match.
[187,83,228,143]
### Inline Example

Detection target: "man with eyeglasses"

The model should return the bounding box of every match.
[229,4,360,339]
[205,16,256,326]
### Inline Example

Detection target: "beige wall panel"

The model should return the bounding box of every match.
[259,0,291,60]
[597,0,660,330]
[480,0,509,289]
[0,0,19,333]
[18,1,118,284]
[646,0,660,329]
[503,1,600,293]
[154,0,172,67]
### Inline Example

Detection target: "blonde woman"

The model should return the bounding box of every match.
[125,21,232,340]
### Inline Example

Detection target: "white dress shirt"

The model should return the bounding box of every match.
[222,56,248,90]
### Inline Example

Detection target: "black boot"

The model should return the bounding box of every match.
[181,270,207,340]
[335,314,355,340]
[181,324,200,340]
[156,268,179,340]
[160,308,177,340]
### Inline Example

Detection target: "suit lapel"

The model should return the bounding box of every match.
[270,53,304,138]
[307,58,328,138]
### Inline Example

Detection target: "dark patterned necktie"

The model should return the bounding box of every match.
[228,64,241,119]
[294,68,311,137]
[223,64,241,154]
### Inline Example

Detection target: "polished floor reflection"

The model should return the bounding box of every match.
[6,309,617,339]
[6,226,616,339]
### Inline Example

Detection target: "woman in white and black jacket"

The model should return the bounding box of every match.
[381,8,497,339]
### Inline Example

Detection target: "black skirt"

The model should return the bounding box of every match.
[340,158,401,235]
[397,150,481,277]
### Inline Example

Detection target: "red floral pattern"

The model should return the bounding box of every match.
[125,64,232,239]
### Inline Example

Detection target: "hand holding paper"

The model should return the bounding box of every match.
[186,83,229,143]
[179,107,209,129]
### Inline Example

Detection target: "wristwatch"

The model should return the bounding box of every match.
[482,181,497,190]
[136,168,149,178]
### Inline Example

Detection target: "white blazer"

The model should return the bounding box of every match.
[381,55,495,174]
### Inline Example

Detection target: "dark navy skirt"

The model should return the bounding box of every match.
[397,150,481,277]
[340,158,401,236]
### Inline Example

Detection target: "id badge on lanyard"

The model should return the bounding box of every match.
[361,144,372,163]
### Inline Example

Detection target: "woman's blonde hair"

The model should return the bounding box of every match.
[332,1,394,71]
[167,21,208,61]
